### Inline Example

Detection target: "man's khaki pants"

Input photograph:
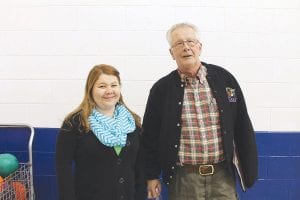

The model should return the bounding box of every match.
[168,166,238,200]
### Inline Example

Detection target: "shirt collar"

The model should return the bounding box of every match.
[178,65,207,85]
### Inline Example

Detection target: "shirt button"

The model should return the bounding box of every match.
[178,101,182,105]
[166,182,170,185]
[119,178,125,183]
[170,176,173,179]
[181,84,184,87]
[224,131,227,135]
[117,158,122,165]
[177,123,180,127]
[220,109,224,112]
[171,166,175,169]
[174,145,178,148]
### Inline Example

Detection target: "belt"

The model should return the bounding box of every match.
[180,161,226,176]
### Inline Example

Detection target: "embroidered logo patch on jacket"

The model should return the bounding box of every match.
[226,87,237,102]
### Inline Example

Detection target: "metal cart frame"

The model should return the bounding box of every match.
[0,124,35,200]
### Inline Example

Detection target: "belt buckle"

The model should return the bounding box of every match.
[199,164,214,176]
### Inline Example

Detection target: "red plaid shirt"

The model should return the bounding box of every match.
[178,66,224,165]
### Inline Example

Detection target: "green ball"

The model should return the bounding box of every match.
[0,153,19,177]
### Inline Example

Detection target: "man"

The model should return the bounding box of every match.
[142,23,258,200]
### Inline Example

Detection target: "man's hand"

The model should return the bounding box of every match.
[147,179,161,199]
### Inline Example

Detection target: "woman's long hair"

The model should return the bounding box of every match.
[64,64,141,132]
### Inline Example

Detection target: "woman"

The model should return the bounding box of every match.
[56,64,146,200]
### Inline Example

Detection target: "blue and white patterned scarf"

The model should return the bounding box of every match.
[88,104,136,147]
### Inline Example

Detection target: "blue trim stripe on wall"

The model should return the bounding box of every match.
[0,128,300,200]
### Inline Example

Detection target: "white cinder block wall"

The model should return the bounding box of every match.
[0,0,299,131]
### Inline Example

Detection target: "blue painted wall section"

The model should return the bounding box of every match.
[0,128,299,200]
[237,132,300,200]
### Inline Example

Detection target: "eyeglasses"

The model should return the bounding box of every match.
[171,39,199,48]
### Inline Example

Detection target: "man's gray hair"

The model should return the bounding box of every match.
[166,22,200,47]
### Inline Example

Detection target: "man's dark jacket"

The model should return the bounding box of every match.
[142,62,258,189]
